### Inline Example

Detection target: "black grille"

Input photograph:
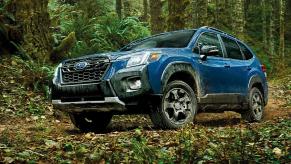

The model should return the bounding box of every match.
[61,57,110,84]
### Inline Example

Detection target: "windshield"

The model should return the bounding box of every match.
[120,30,196,51]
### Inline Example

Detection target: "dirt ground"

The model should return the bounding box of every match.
[1,85,290,136]
[0,83,290,163]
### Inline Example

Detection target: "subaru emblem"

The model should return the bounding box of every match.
[74,61,88,70]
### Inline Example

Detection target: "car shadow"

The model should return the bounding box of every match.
[63,113,242,134]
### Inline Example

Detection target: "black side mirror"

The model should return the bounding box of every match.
[199,45,219,60]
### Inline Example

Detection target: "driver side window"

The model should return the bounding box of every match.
[194,32,223,57]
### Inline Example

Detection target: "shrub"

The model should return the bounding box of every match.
[49,0,150,58]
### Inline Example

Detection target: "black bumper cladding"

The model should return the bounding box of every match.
[51,79,127,112]
[52,97,126,112]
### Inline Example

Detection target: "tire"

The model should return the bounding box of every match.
[241,87,264,122]
[69,112,112,132]
[149,80,198,129]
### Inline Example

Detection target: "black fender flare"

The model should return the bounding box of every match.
[248,75,263,90]
[160,62,203,96]
[248,75,267,105]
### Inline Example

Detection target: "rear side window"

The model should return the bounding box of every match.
[238,42,253,60]
[222,37,243,60]
[194,32,224,57]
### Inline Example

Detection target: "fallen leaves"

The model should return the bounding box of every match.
[0,125,5,134]
[272,147,282,158]
[45,139,60,149]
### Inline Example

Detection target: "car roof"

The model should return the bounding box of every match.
[198,26,237,40]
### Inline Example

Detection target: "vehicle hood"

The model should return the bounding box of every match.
[69,49,148,61]
[64,48,176,62]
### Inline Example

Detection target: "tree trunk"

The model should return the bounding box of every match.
[279,0,286,60]
[141,0,149,22]
[215,0,225,28]
[262,0,267,48]
[168,0,190,31]
[5,0,53,61]
[224,0,232,29]
[269,0,275,58]
[123,0,131,17]
[285,0,291,41]
[194,0,208,27]
[116,0,122,19]
[149,0,165,34]
[232,0,244,37]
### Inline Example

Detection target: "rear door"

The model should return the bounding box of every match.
[220,36,250,94]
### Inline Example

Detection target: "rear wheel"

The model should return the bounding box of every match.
[241,87,264,122]
[149,80,197,129]
[69,112,112,132]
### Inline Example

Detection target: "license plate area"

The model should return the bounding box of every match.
[58,84,104,101]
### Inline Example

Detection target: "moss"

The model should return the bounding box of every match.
[50,32,76,62]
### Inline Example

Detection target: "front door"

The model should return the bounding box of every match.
[193,32,233,94]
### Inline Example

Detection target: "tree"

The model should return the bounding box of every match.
[116,0,122,19]
[193,0,208,27]
[215,0,225,28]
[4,0,53,61]
[149,0,165,34]
[279,0,286,60]
[168,0,190,31]
[123,0,132,17]
[232,0,244,37]
[141,0,149,22]
[261,0,267,48]
[285,0,291,41]
[269,0,275,58]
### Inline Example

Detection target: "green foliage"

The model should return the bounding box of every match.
[0,57,53,117]
[48,0,150,58]
[13,57,54,93]
[0,0,10,11]
[68,15,150,57]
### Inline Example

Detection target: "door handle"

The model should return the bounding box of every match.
[224,65,230,68]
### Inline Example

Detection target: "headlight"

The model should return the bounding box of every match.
[127,53,150,67]
[52,63,62,83]
[117,52,161,68]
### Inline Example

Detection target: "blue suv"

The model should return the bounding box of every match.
[51,26,268,131]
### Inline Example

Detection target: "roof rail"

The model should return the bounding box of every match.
[200,26,236,38]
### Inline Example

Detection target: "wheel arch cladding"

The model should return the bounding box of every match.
[161,63,201,96]
[248,75,266,104]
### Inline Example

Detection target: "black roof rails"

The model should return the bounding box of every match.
[200,26,236,38]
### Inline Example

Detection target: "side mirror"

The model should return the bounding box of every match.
[199,45,219,60]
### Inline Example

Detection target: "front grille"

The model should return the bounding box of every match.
[61,57,110,84]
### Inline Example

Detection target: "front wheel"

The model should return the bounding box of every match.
[241,87,264,122]
[69,112,112,132]
[149,80,197,129]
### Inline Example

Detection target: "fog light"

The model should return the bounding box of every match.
[127,78,142,90]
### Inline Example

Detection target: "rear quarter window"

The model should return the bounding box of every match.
[238,42,254,60]
[221,36,244,60]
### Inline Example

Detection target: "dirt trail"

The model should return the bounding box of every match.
[262,85,290,120]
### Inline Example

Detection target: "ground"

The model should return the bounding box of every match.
[0,57,290,163]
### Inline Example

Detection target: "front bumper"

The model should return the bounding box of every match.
[52,97,126,112]
[110,65,151,100]
[51,64,151,112]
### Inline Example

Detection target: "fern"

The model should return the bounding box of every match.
[49,0,150,58]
